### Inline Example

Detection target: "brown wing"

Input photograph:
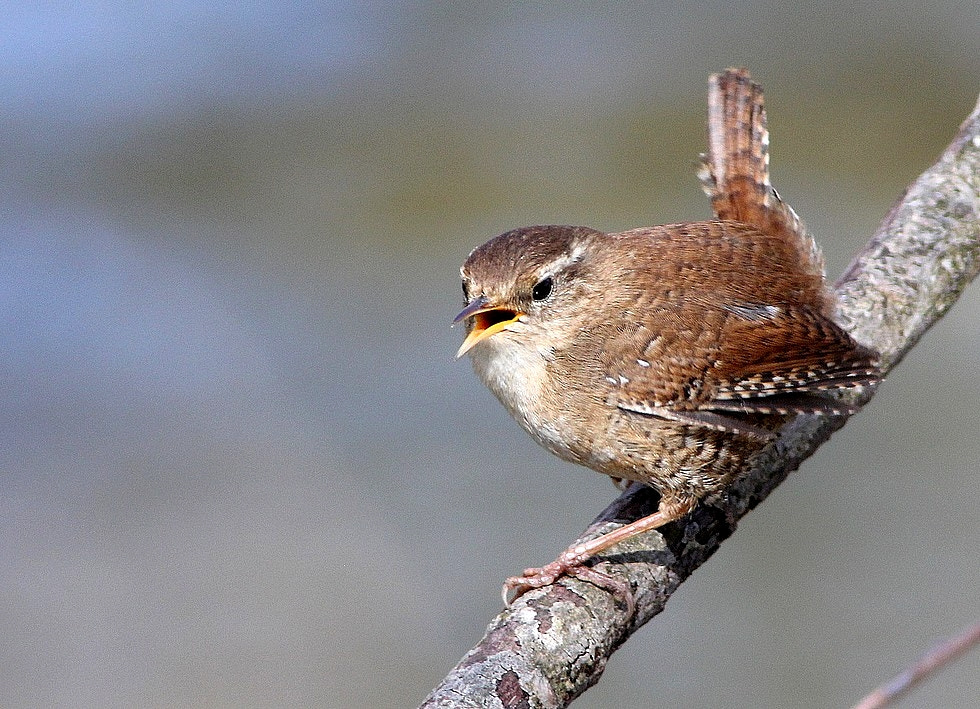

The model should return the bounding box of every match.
[597,225,879,436]
[609,302,878,437]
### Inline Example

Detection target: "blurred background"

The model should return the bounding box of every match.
[2,2,978,707]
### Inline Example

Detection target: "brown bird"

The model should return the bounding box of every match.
[454,69,879,604]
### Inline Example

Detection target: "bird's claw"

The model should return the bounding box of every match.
[502,555,635,615]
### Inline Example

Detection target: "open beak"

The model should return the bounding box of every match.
[453,296,524,358]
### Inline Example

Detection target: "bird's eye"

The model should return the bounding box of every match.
[532,276,553,301]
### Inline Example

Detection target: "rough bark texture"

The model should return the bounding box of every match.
[420,95,980,709]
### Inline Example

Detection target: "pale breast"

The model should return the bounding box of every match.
[469,335,584,463]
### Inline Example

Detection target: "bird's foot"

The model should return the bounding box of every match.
[502,545,634,614]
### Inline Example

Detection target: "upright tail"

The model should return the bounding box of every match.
[698,68,827,299]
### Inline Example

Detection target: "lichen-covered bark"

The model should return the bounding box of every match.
[836,100,980,368]
[420,95,980,709]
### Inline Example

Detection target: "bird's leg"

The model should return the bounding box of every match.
[502,498,696,607]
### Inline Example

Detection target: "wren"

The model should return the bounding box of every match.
[454,69,880,604]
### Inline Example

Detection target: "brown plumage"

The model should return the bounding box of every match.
[454,69,880,604]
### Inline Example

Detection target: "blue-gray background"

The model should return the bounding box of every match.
[2,3,978,707]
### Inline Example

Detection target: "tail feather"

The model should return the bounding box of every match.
[698,68,827,295]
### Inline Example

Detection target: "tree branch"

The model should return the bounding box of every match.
[851,619,980,709]
[421,93,980,709]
